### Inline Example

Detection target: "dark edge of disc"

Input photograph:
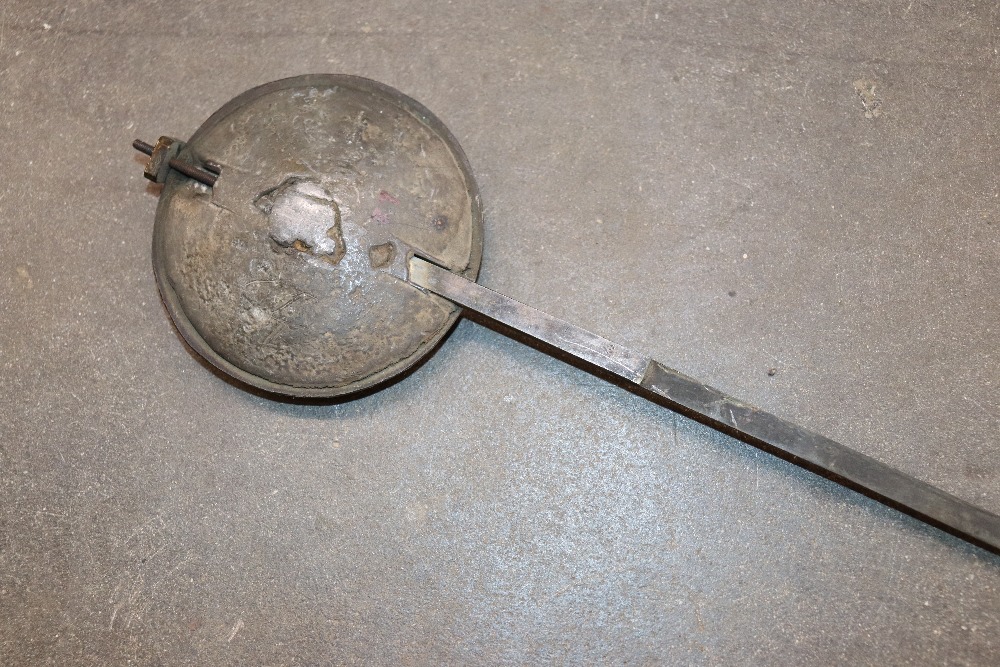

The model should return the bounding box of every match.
[151,74,484,399]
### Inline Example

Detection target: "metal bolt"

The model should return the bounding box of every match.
[133,138,219,187]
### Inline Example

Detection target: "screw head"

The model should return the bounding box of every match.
[143,136,183,184]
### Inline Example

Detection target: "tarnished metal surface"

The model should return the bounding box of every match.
[407,256,1000,554]
[153,75,483,397]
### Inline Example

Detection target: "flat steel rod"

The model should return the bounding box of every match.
[407,256,1000,554]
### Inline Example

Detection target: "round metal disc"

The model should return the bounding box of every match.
[152,74,483,397]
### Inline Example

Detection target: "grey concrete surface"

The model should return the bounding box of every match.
[1,1,999,664]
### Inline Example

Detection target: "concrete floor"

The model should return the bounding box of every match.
[2,1,999,664]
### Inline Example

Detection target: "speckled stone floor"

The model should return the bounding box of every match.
[2,2,998,664]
